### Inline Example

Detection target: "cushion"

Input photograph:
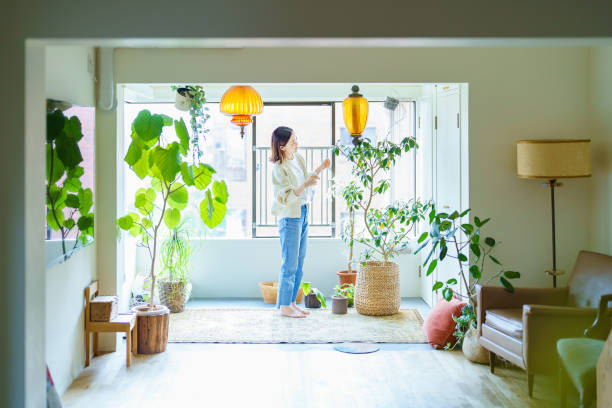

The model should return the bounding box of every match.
[557,338,605,404]
[423,298,466,349]
[485,308,523,338]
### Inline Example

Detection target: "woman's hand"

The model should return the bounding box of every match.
[304,174,320,187]
[321,158,331,170]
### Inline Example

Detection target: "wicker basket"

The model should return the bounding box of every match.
[159,281,192,313]
[355,261,400,316]
[259,281,304,304]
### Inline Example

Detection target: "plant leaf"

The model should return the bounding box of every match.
[489,255,501,265]
[163,208,181,229]
[469,265,481,279]
[427,259,437,276]
[133,110,164,143]
[503,270,520,279]
[442,287,453,301]
[213,180,229,204]
[168,184,188,210]
[484,237,496,247]
[432,281,443,291]
[174,119,190,155]
[417,232,428,243]
[193,163,215,190]
[500,277,514,292]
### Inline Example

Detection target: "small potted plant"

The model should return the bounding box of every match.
[301,282,327,309]
[171,85,210,165]
[337,182,360,286]
[334,283,355,308]
[332,286,349,314]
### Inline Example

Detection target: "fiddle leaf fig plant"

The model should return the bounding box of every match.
[117,110,228,308]
[46,108,94,261]
[333,137,429,263]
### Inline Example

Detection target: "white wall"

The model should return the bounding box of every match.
[117,47,590,292]
[45,245,95,395]
[45,45,96,396]
[135,239,421,298]
[588,47,612,255]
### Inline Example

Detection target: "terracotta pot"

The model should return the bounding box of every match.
[337,270,357,287]
[355,261,400,316]
[462,327,489,364]
[304,293,321,308]
[159,281,191,313]
[131,305,169,354]
[332,296,348,314]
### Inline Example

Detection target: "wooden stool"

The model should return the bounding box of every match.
[85,281,137,367]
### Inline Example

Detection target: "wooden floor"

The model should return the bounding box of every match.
[62,342,570,408]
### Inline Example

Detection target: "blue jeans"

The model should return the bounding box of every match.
[276,204,309,308]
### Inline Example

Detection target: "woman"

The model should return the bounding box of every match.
[270,126,330,318]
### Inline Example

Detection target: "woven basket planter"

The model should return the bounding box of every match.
[159,281,192,313]
[355,261,400,316]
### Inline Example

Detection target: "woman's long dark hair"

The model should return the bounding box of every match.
[270,126,294,163]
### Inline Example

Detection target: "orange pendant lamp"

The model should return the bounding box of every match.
[343,85,369,145]
[220,85,263,138]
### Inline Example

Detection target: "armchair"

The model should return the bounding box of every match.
[477,250,612,397]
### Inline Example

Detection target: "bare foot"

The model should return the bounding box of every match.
[280,306,305,318]
[292,303,310,315]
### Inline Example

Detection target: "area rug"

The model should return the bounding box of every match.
[168,308,427,344]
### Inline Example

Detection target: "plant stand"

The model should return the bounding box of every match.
[131,305,170,354]
[355,261,400,316]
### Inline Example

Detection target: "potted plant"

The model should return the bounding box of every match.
[337,181,360,286]
[415,206,520,362]
[332,285,352,314]
[158,220,193,313]
[333,137,428,316]
[334,283,355,308]
[46,106,94,261]
[300,282,327,309]
[117,110,228,354]
[172,85,210,165]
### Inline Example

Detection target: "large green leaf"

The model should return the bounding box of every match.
[175,118,190,155]
[47,209,64,230]
[133,110,164,143]
[65,116,84,142]
[164,208,181,229]
[135,193,154,216]
[149,143,181,182]
[64,176,82,193]
[55,128,83,169]
[212,180,228,204]
[125,137,144,166]
[200,189,227,229]
[77,215,94,231]
[78,188,93,214]
[192,163,215,190]
[47,110,66,143]
[46,145,65,183]
[168,184,188,210]
[469,265,481,279]
[65,194,80,208]
[132,149,150,179]
[180,162,194,186]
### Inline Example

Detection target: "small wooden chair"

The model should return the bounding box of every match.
[85,281,137,367]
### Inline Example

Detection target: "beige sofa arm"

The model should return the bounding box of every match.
[476,285,568,335]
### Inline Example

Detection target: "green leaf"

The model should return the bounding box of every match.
[489,255,501,265]
[426,259,437,276]
[132,149,151,179]
[63,218,75,229]
[461,223,474,235]
[47,109,66,143]
[141,218,153,229]
[432,281,443,291]
[149,143,181,182]
[446,278,458,285]
[160,114,173,126]
[67,165,84,179]
[301,282,311,296]
[469,265,481,279]
[449,211,460,220]
[484,237,496,247]
[180,162,195,186]
[151,177,162,192]
[135,193,154,216]
[65,116,84,142]
[500,277,514,292]
[46,145,65,183]
[168,184,188,210]
[129,224,141,237]
[442,287,453,301]
[458,253,468,262]
[470,243,481,258]
[78,188,93,214]
[128,212,140,223]
[193,163,215,190]
[503,271,520,279]
[64,176,82,193]
[417,232,428,243]
[459,208,471,217]
[133,110,164,143]
[175,119,190,155]
[77,215,94,231]
[163,208,181,229]
[47,209,64,230]
[474,216,482,227]
[65,194,80,208]
[439,246,448,261]
[55,118,83,169]
[213,180,229,204]
[200,189,227,229]
[125,137,144,166]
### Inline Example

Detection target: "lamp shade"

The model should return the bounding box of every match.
[343,85,368,137]
[220,85,263,137]
[516,139,591,179]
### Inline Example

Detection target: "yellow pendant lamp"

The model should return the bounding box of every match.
[220,85,263,138]
[343,85,369,145]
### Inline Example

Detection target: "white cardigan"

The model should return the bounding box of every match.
[271,153,314,219]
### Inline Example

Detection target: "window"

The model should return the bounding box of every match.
[122,99,415,239]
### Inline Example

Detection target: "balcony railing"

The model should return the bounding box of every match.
[253,146,335,237]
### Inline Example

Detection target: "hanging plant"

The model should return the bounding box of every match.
[172,85,210,164]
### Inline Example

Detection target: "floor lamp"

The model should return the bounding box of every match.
[516,139,591,288]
